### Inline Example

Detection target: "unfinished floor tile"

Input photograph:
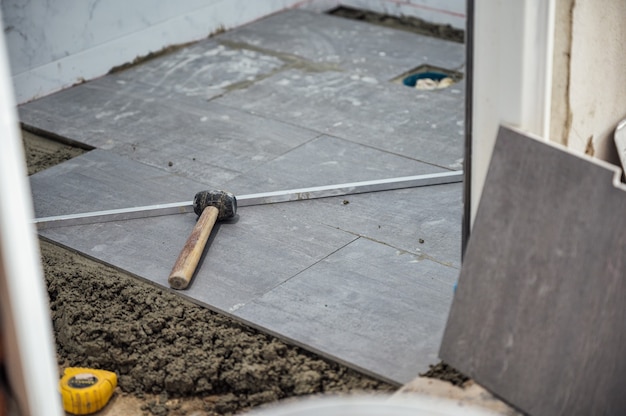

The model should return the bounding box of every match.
[224,134,452,194]
[30,150,199,216]
[113,38,285,99]
[24,7,465,386]
[217,68,465,169]
[217,10,465,80]
[234,237,458,384]
[31,150,358,311]
[308,183,463,268]
[21,82,321,185]
[30,147,460,384]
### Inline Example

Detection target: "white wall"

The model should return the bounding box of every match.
[1,0,465,104]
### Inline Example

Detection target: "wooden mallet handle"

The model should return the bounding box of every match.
[168,190,236,290]
[168,206,219,290]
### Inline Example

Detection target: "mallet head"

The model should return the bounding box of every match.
[193,190,237,220]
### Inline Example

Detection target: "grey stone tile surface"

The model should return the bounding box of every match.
[308,183,463,268]
[114,39,285,100]
[234,237,457,384]
[440,127,626,416]
[30,150,199,216]
[218,10,465,80]
[224,134,451,194]
[31,150,358,311]
[21,79,322,185]
[23,8,465,384]
[216,69,465,169]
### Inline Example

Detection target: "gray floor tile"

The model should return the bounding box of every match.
[31,150,358,311]
[217,69,465,169]
[224,134,450,194]
[100,101,322,186]
[21,80,322,185]
[218,10,465,80]
[234,237,458,384]
[310,183,463,268]
[24,8,466,384]
[114,38,285,100]
[39,206,358,313]
[30,150,200,217]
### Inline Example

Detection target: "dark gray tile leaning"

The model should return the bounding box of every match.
[440,127,626,416]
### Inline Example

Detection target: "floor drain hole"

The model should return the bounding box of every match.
[405,72,452,90]
[393,65,462,90]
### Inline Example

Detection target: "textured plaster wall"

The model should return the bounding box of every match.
[552,0,626,163]
[549,0,574,146]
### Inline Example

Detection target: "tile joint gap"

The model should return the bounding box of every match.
[262,235,360,293]
[324,224,459,270]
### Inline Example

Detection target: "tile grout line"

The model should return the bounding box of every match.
[323,223,460,271]
[223,132,327,187]
[254,234,361,295]
[322,132,458,172]
[207,39,462,172]
[214,95,459,174]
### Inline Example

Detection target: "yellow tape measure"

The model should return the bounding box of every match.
[59,368,117,415]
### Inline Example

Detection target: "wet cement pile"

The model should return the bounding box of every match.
[420,361,469,387]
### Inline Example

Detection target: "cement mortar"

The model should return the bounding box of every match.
[329,6,464,43]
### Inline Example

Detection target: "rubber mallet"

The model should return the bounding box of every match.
[168,190,237,290]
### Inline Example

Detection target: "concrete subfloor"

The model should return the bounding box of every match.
[22,9,465,385]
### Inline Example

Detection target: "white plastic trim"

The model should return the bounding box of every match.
[0,9,63,416]
[470,0,555,226]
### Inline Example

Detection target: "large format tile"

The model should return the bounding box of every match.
[31,149,460,384]
[222,134,462,268]
[21,78,322,185]
[31,150,358,312]
[24,7,466,385]
[30,150,199,216]
[234,237,458,384]
[217,69,465,169]
[218,10,465,80]
[309,183,463,268]
[440,127,626,416]
[224,134,451,193]
[113,38,285,100]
